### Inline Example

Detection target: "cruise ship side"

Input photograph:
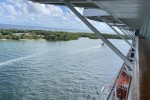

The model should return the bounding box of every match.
[29,0,150,100]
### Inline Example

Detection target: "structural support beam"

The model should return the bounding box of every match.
[102,18,136,50]
[109,24,135,41]
[122,29,136,40]
[119,28,135,40]
[64,1,133,68]
[106,20,136,44]
[122,30,136,49]
[124,29,134,37]
[125,30,136,39]
[128,30,136,38]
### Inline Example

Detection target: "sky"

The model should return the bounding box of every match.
[0,0,114,33]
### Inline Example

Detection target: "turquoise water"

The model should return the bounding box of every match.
[0,38,130,100]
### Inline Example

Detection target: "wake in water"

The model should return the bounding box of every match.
[0,50,49,67]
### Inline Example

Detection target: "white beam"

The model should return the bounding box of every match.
[125,30,136,39]
[119,28,136,45]
[102,18,136,50]
[122,29,136,41]
[64,1,133,68]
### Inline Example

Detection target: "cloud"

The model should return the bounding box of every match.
[0,0,113,33]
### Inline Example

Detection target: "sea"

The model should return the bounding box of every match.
[0,37,130,100]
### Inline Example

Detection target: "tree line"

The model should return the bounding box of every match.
[0,29,128,40]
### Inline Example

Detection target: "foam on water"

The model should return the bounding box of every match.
[0,50,49,67]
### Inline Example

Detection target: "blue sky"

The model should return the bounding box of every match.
[0,0,114,33]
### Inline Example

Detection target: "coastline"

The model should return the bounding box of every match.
[0,29,128,41]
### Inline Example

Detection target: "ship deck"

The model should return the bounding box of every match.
[139,37,150,100]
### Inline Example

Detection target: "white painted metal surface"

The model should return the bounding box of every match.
[30,0,150,30]
[83,9,110,17]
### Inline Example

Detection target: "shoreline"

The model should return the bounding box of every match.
[0,29,128,41]
[0,37,123,41]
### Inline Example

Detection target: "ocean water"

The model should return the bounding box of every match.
[0,38,130,100]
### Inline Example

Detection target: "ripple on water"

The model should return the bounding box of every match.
[0,39,130,100]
